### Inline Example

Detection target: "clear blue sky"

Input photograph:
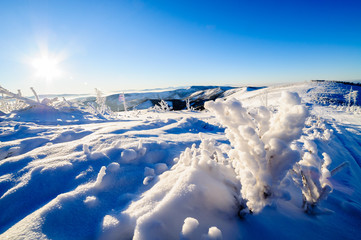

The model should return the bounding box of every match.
[0,0,361,94]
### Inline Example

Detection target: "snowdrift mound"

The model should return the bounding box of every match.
[6,105,86,124]
[109,139,240,240]
[165,117,223,134]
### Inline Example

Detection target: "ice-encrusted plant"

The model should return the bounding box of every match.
[159,99,171,111]
[205,92,309,213]
[88,88,114,118]
[0,86,39,113]
[95,88,107,115]
[186,98,194,111]
[152,99,171,112]
[291,140,333,213]
[0,85,62,113]
[345,87,358,111]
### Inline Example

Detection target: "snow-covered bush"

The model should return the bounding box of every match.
[205,92,309,213]
[0,95,27,113]
[344,87,358,111]
[333,104,361,114]
[290,117,340,213]
[186,98,194,111]
[95,88,107,115]
[123,137,238,240]
[304,117,334,141]
[0,85,63,114]
[0,86,34,113]
[291,140,333,213]
[150,99,172,112]
[87,88,114,118]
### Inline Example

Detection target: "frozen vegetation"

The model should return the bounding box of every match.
[0,81,361,239]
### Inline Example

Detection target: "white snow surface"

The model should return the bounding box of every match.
[0,81,361,240]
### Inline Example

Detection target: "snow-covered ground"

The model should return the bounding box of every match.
[0,81,361,239]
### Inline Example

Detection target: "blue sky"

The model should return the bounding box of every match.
[0,0,361,94]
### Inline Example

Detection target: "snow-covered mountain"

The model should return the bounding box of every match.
[0,81,360,240]
[104,86,239,111]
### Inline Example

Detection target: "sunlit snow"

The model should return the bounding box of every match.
[0,81,361,240]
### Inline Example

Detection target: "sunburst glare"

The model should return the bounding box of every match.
[31,53,61,81]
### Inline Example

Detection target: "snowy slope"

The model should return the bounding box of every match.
[0,81,361,240]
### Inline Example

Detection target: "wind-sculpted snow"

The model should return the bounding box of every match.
[0,82,361,240]
[165,117,223,134]
[0,110,221,239]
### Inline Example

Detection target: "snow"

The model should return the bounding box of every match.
[205,227,223,240]
[181,217,199,239]
[0,81,361,239]
[205,91,309,213]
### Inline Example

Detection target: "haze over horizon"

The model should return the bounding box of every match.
[1,0,361,95]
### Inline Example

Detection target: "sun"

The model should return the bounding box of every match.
[31,54,62,81]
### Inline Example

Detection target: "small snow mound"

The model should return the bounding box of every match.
[143,176,154,185]
[181,217,199,239]
[121,149,137,162]
[143,167,156,185]
[166,117,221,133]
[7,104,88,124]
[83,144,108,160]
[204,226,222,240]
[155,163,168,175]
[107,162,121,172]
[144,167,155,177]
[40,161,73,173]
[84,196,98,207]
[102,215,120,230]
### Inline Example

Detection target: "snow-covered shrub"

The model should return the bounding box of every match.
[291,140,333,213]
[95,88,107,115]
[0,86,35,113]
[0,95,27,113]
[176,136,229,168]
[0,85,63,114]
[333,104,361,114]
[87,88,114,118]
[186,98,194,111]
[290,117,341,213]
[124,137,239,239]
[304,117,334,141]
[344,87,358,111]
[41,97,59,106]
[152,99,171,112]
[205,92,308,213]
